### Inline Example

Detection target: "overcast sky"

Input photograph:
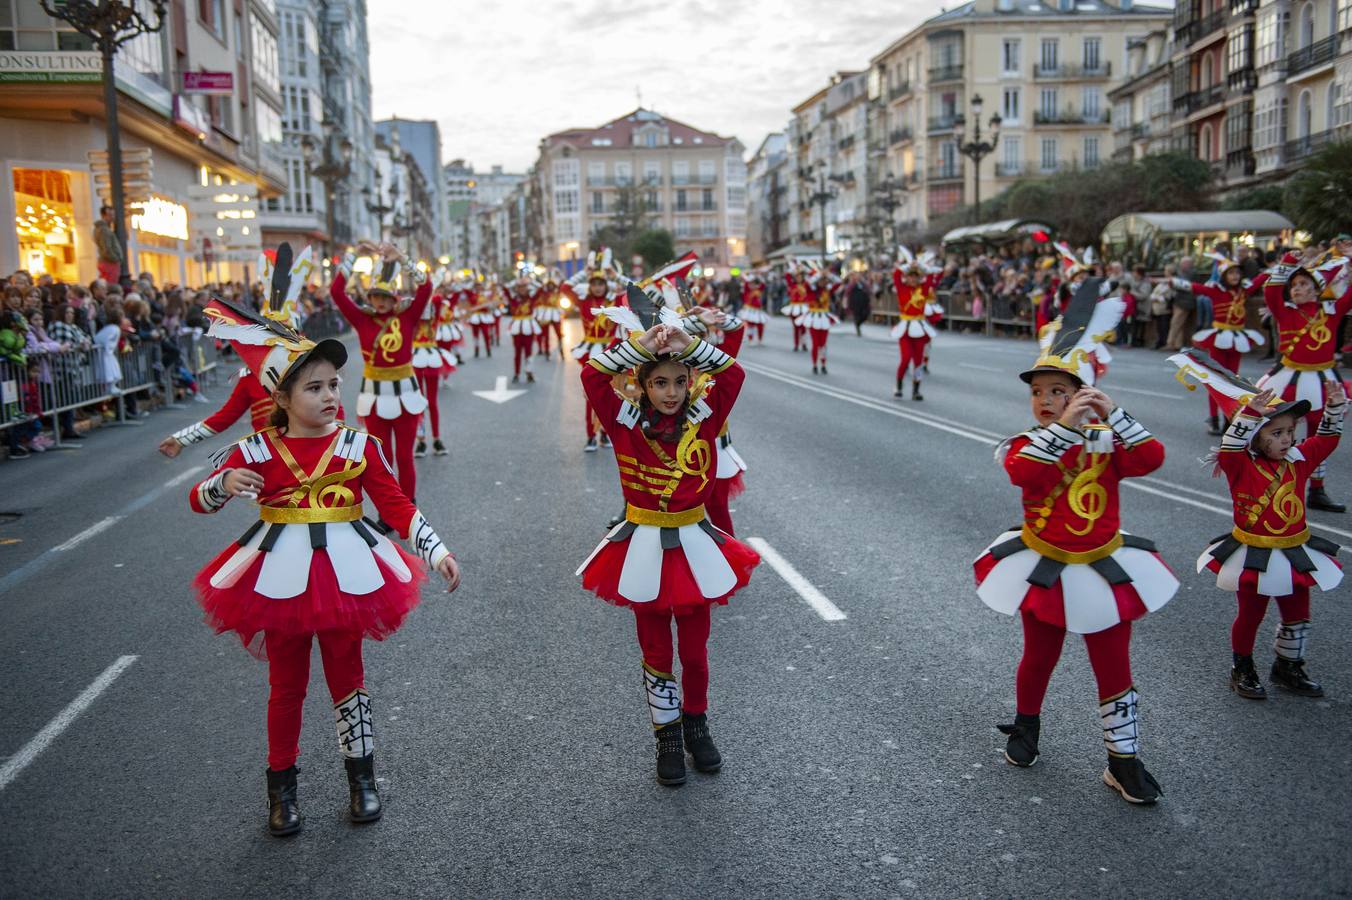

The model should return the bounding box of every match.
[368,1,931,173]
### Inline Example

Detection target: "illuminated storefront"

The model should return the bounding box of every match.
[129,195,191,285]
[11,168,88,283]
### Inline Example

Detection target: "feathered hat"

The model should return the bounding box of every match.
[256,242,313,329]
[896,245,925,276]
[1204,249,1243,278]
[1169,348,1310,427]
[368,257,403,299]
[1053,241,1091,279]
[596,254,701,336]
[1022,276,1124,386]
[586,247,614,281]
[203,296,347,393]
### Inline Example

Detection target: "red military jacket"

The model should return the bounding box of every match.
[743,283,764,308]
[1002,410,1164,556]
[565,283,623,345]
[891,270,941,318]
[1217,408,1342,543]
[329,273,433,376]
[507,290,537,321]
[582,337,744,517]
[206,368,275,433]
[784,272,809,306]
[1190,281,1251,332]
[190,425,419,536]
[414,295,444,348]
[1258,253,1352,368]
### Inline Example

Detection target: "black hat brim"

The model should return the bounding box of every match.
[285,338,348,385]
[1266,399,1311,421]
[368,287,399,300]
[1019,365,1084,386]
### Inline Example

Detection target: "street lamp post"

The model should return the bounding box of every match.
[954,94,1002,225]
[301,130,353,264]
[40,1,168,285]
[805,166,838,268]
[363,168,397,245]
[872,172,910,260]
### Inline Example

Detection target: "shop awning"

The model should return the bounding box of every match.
[941,218,1055,247]
[1100,210,1294,239]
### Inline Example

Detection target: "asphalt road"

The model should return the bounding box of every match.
[1,317,1349,898]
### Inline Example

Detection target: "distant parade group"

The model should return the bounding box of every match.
[154,233,1349,835]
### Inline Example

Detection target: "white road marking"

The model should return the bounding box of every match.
[960,363,1004,373]
[472,375,527,404]
[0,655,138,792]
[51,516,124,552]
[163,464,206,488]
[1108,384,1183,401]
[747,537,846,622]
[746,359,1352,543]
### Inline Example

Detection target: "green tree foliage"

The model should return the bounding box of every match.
[632,229,676,270]
[1283,140,1352,238]
[589,184,656,272]
[1221,184,1286,213]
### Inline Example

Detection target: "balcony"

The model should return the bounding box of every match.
[1194,9,1227,42]
[928,114,962,133]
[888,81,913,102]
[1287,35,1341,77]
[837,134,856,150]
[928,63,964,83]
[1229,0,1258,14]
[889,127,914,146]
[1175,84,1225,115]
[927,163,963,182]
[1284,129,1332,162]
[670,173,718,186]
[1033,109,1111,125]
[585,176,637,187]
[1228,68,1257,92]
[1226,147,1256,176]
[994,162,1035,177]
[1032,62,1112,80]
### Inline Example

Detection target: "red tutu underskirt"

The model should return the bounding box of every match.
[1200,555,1331,591]
[193,544,427,660]
[723,471,747,499]
[972,550,1152,630]
[581,534,761,614]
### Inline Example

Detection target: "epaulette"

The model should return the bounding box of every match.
[334,426,368,462]
[616,400,641,429]
[209,426,276,469]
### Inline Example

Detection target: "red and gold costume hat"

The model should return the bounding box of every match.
[1169,347,1311,426]
[204,296,347,393]
[1021,276,1124,387]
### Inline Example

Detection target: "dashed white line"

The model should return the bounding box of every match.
[747,537,846,622]
[163,464,206,489]
[51,516,124,552]
[0,655,138,792]
[959,363,1004,373]
[1108,384,1183,402]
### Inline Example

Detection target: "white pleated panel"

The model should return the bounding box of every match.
[326,524,383,595]
[1257,366,1295,396]
[1232,334,1252,353]
[1254,549,1294,597]
[1306,548,1344,591]
[356,392,376,418]
[256,525,314,599]
[975,548,1039,616]
[368,530,413,582]
[400,390,429,415]
[1192,328,1217,344]
[1213,330,1236,350]
[209,526,267,589]
[1060,564,1120,634]
[617,525,663,603]
[1196,541,1224,574]
[1214,544,1250,592]
[373,393,402,420]
[678,524,737,598]
[1113,547,1179,612]
[574,521,627,577]
[889,321,903,339]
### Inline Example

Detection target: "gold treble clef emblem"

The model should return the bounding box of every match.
[1066,453,1111,536]
[378,318,403,363]
[1306,310,1332,350]
[676,424,712,491]
[1265,480,1304,534]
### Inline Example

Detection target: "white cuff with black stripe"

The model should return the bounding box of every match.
[173,421,216,446]
[1106,407,1152,447]
[196,471,230,512]
[1317,401,1347,436]
[1020,422,1082,462]
[409,510,450,568]
[675,338,733,373]
[590,338,655,374]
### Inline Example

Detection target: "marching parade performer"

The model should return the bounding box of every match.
[1170,349,1344,701]
[507,274,543,384]
[466,275,496,358]
[782,261,812,352]
[437,274,468,368]
[890,247,943,400]
[188,296,460,837]
[329,242,431,500]
[973,277,1178,805]
[1175,251,1266,435]
[796,266,840,375]
[534,270,566,359]
[412,272,455,459]
[738,272,768,345]
[564,248,624,452]
[159,243,332,458]
[575,277,759,787]
[1253,249,1352,512]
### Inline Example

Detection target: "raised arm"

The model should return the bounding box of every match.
[1105,407,1165,478]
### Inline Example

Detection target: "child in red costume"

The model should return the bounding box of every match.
[412,290,453,459]
[190,296,459,837]
[739,274,769,344]
[795,270,841,374]
[782,264,811,352]
[576,308,759,786]
[974,277,1178,805]
[890,252,943,400]
[506,276,543,384]
[534,273,565,358]
[565,250,625,452]
[1171,348,1345,700]
[328,241,431,500]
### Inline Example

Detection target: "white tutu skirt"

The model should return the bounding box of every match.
[1197,532,1342,595]
[572,340,608,361]
[973,529,1178,634]
[357,375,428,419]
[436,322,463,343]
[468,312,495,325]
[890,318,938,339]
[716,440,747,478]
[412,346,449,370]
[1257,363,1346,411]
[535,307,563,323]
[794,311,839,330]
[741,307,770,324]
[1193,327,1266,353]
[784,302,809,317]
[509,318,543,337]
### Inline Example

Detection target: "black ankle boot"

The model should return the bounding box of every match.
[1307,485,1346,513]
[682,713,722,773]
[997,713,1040,767]
[265,766,302,836]
[344,755,382,823]
[912,382,924,401]
[1270,657,1324,697]
[1229,654,1266,699]
[654,723,686,786]
[1103,755,1163,804]
[894,380,904,398]
[1207,415,1223,436]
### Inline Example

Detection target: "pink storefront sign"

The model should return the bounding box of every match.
[182,71,233,94]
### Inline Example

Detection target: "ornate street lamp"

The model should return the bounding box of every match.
[954,93,1002,225]
[40,0,169,284]
[301,131,354,262]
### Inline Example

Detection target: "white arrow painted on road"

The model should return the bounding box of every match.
[472,375,528,404]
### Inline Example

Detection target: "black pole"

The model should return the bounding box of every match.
[973,162,982,226]
[102,42,127,285]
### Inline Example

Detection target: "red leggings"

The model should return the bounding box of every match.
[538,322,562,354]
[416,370,442,438]
[808,328,829,366]
[897,335,930,382]
[634,606,713,715]
[1016,610,1134,715]
[708,477,735,535]
[1231,585,1311,655]
[749,321,765,342]
[472,323,493,353]
[1205,345,1243,417]
[364,412,419,500]
[512,333,535,376]
[265,630,364,770]
[792,322,805,350]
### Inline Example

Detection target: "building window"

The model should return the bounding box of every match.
[552,159,578,186]
[1340,0,1352,32]
[643,131,657,148]
[672,160,689,181]
[199,0,227,42]
[1083,136,1100,167]
[615,161,632,185]
[591,192,604,213]
[1002,38,1021,74]
[1039,88,1058,119]
[1228,27,1254,75]
[553,190,577,213]
[676,189,688,211]
[1041,137,1058,170]
[1083,37,1102,71]
[1002,135,1022,172]
[1256,10,1283,68]
[643,161,661,182]
[698,159,716,182]
[587,161,604,182]
[701,188,714,210]
[1002,87,1021,123]
[1040,38,1059,73]
[727,186,746,207]
[1082,86,1101,120]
